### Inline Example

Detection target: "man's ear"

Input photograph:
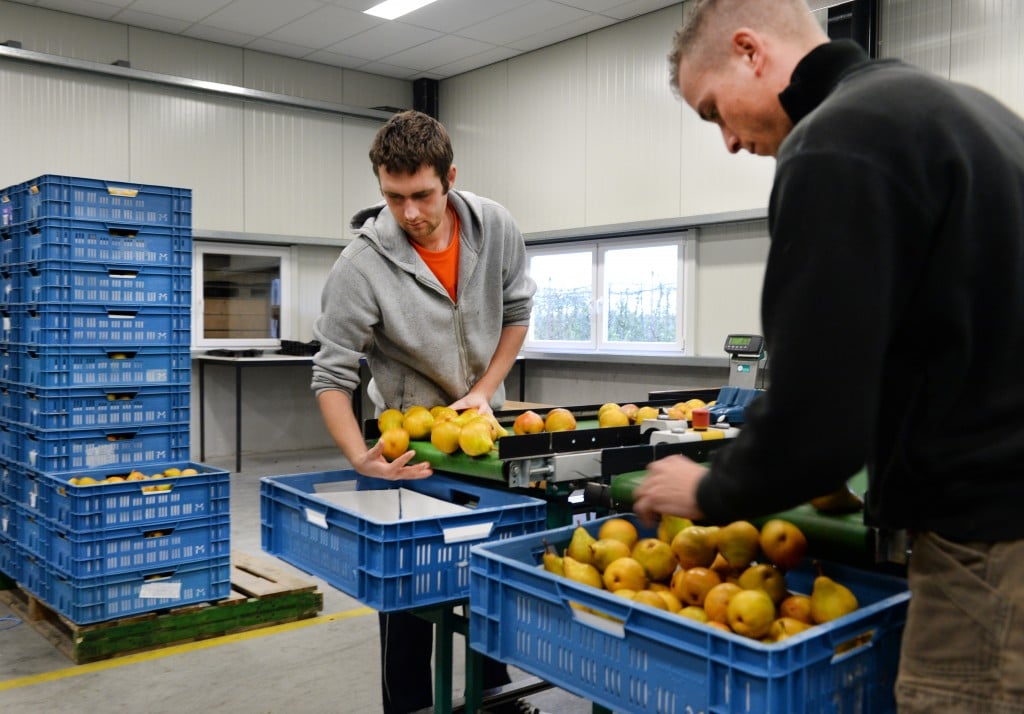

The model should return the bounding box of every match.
[447,165,457,192]
[731,28,766,75]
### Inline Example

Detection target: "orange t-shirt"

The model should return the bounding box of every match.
[411,206,460,302]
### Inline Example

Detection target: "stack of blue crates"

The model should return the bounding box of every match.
[0,175,231,624]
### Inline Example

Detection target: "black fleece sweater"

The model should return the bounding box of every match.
[696,41,1024,541]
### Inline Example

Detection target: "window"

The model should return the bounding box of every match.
[525,233,694,354]
[191,242,293,349]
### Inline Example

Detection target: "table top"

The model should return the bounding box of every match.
[191,352,315,365]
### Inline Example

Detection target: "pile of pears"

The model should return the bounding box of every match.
[596,399,712,428]
[377,405,511,459]
[544,516,859,643]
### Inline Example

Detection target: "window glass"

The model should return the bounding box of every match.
[528,249,594,345]
[602,243,679,345]
[524,233,689,354]
[192,242,291,349]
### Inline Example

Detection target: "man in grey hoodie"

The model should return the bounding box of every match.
[311,110,536,714]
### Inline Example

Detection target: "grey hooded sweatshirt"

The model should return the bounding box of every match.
[311,189,536,412]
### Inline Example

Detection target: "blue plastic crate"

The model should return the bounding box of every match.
[16,421,190,472]
[11,218,191,267]
[14,303,190,346]
[22,462,230,532]
[13,175,191,229]
[260,469,546,612]
[0,268,17,305]
[18,502,230,579]
[20,344,191,388]
[0,423,16,464]
[21,554,230,625]
[0,533,20,583]
[1,192,14,228]
[16,384,189,430]
[20,261,190,306]
[469,514,910,714]
[0,459,21,502]
[1,494,16,543]
[0,346,20,384]
[0,381,16,423]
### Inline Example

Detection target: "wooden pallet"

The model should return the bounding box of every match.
[0,550,324,664]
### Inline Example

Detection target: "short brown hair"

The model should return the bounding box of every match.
[369,110,454,192]
[668,0,817,93]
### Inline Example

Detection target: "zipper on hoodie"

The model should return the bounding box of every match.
[451,302,472,395]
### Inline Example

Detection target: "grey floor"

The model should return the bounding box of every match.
[0,447,594,714]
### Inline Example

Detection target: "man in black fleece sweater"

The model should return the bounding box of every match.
[632,0,1024,710]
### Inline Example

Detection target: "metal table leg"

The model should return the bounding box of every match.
[234,362,242,473]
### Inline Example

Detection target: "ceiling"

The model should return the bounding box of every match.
[10,0,685,80]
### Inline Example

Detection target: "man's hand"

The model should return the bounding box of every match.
[352,439,433,481]
[449,391,493,415]
[632,454,708,526]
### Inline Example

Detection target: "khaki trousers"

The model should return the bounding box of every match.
[896,532,1024,713]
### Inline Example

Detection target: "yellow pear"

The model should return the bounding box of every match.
[654,589,683,613]
[378,427,410,461]
[716,520,761,569]
[403,408,434,440]
[430,420,462,454]
[703,582,743,624]
[430,405,458,423]
[541,540,564,577]
[598,407,630,428]
[631,538,677,583]
[562,555,603,590]
[737,563,789,605]
[634,405,660,424]
[512,410,545,435]
[676,605,710,623]
[458,419,494,456]
[727,588,776,639]
[809,575,858,624]
[671,525,719,569]
[657,514,693,545]
[566,526,598,565]
[598,402,621,417]
[598,518,639,549]
[759,519,808,571]
[779,594,813,624]
[768,617,812,642]
[378,408,404,432]
[602,556,648,592]
[632,590,668,611]
[544,408,577,432]
[670,566,722,607]
[589,538,632,572]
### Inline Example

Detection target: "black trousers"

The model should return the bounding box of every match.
[379,610,511,714]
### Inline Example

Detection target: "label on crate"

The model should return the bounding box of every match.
[139,581,182,599]
[85,442,118,467]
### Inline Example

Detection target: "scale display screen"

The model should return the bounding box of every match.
[723,334,764,355]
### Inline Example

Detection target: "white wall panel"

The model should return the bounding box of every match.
[584,5,685,225]
[243,50,345,103]
[129,86,245,232]
[342,117,386,229]
[342,69,414,111]
[880,0,952,75]
[504,38,588,234]
[441,62,511,206]
[129,27,244,84]
[295,244,344,340]
[244,106,346,238]
[948,0,1024,117]
[0,63,130,187]
[678,100,776,216]
[694,221,769,356]
[0,0,126,64]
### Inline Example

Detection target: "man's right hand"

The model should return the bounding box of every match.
[352,439,433,480]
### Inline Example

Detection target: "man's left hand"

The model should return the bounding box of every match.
[449,391,492,415]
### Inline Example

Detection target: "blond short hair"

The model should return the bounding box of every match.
[668,0,820,92]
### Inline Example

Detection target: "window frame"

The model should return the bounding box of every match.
[191,241,295,350]
[524,231,695,355]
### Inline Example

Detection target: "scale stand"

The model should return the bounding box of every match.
[723,333,765,389]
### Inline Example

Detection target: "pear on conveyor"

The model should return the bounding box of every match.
[809,484,864,514]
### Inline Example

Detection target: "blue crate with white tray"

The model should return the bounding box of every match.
[261,469,546,612]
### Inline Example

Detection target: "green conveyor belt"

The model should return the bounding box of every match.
[406,441,507,481]
[611,469,877,568]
